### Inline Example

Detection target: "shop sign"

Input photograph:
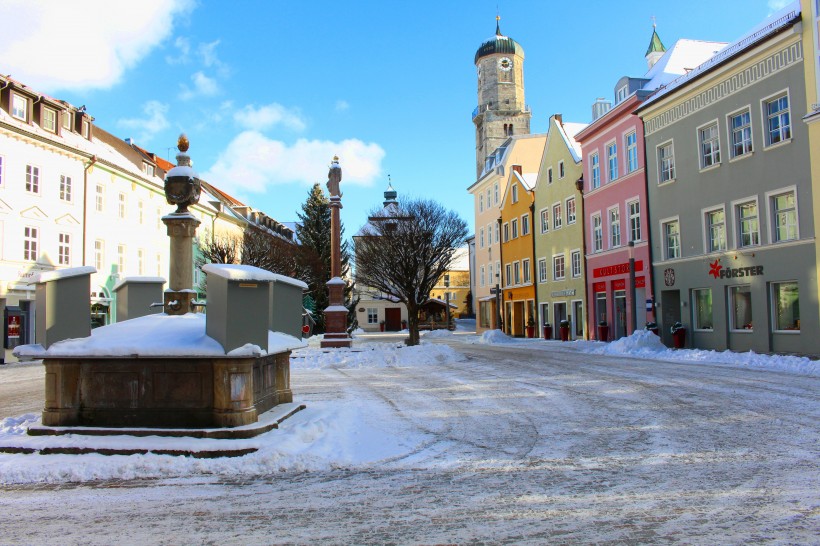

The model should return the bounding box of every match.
[708,259,764,280]
[550,289,576,297]
[612,279,626,290]
[593,260,644,278]
[593,282,606,292]
[636,277,646,288]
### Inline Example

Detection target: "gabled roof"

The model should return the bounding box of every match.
[642,38,727,91]
[499,169,536,209]
[556,121,587,163]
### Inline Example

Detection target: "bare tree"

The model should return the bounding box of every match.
[195,231,241,293]
[354,198,468,346]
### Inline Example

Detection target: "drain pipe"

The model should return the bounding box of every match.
[82,155,97,266]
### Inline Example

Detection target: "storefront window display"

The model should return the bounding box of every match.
[693,288,713,330]
[730,285,753,331]
[772,281,799,331]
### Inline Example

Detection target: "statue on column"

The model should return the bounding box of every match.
[327,156,342,198]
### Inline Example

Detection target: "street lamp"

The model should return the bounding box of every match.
[444,275,451,331]
[628,240,637,334]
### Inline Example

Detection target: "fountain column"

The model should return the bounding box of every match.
[321,156,353,348]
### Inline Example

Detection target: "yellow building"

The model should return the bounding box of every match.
[499,167,537,336]
[430,246,471,317]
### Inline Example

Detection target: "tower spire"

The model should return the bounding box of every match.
[496,14,501,36]
[645,19,666,70]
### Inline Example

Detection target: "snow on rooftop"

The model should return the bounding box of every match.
[34,266,96,284]
[112,276,165,291]
[643,38,729,91]
[557,121,588,162]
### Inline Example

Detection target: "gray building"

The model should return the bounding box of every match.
[637,6,818,354]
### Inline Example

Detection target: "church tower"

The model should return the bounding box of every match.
[473,17,531,178]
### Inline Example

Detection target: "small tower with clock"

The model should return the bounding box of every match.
[473,16,531,178]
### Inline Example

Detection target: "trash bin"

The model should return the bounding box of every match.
[645,321,659,336]
[597,322,609,342]
[671,322,686,348]
[543,324,553,339]
[559,320,570,341]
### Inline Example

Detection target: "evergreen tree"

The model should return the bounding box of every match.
[296,184,358,333]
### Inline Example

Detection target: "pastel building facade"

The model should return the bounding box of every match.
[533,115,588,339]
[638,4,819,353]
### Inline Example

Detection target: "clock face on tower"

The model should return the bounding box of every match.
[498,57,512,71]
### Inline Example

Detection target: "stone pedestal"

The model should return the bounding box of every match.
[162,213,201,315]
[321,195,352,348]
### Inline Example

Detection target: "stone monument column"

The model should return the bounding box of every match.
[321,156,353,348]
[162,134,202,315]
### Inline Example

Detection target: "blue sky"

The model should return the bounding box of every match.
[0,0,791,238]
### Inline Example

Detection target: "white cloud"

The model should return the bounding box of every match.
[116,101,170,145]
[767,0,790,11]
[335,100,350,112]
[179,71,219,100]
[165,37,191,65]
[234,104,307,132]
[202,132,385,194]
[0,0,194,92]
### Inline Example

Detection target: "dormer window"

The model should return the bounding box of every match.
[615,85,628,104]
[142,163,155,176]
[42,107,57,133]
[11,93,28,121]
[81,120,90,139]
[62,111,72,130]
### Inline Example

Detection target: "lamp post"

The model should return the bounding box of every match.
[628,240,637,334]
[444,276,451,331]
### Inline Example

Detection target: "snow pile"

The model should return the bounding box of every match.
[291,342,464,370]
[474,329,516,344]
[575,330,819,376]
[422,329,454,338]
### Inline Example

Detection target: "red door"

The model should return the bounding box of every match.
[385,308,402,331]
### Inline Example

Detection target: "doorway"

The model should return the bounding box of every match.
[513,301,525,336]
[614,290,627,339]
[553,302,567,340]
[660,290,681,346]
[385,307,402,331]
[573,300,584,339]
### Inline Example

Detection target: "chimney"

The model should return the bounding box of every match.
[512,165,522,175]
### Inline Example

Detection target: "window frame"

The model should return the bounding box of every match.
[513,261,521,285]
[692,288,714,331]
[553,254,566,281]
[539,208,549,234]
[479,227,485,249]
[731,196,760,248]
[538,258,548,283]
[118,192,127,219]
[770,280,800,333]
[729,284,754,332]
[702,205,727,253]
[761,89,792,148]
[521,213,530,236]
[25,164,40,194]
[478,193,484,213]
[590,152,601,189]
[625,131,638,173]
[95,185,105,213]
[726,105,754,160]
[571,249,582,278]
[608,205,621,249]
[657,140,676,184]
[697,119,721,170]
[94,239,105,272]
[24,226,39,262]
[59,175,72,202]
[522,258,531,284]
[58,232,71,266]
[11,93,28,122]
[552,202,563,230]
[558,160,565,179]
[511,218,519,239]
[117,244,126,274]
[660,216,681,260]
[366,308,379,325]
[592,213,603,253]
[42,107,57,133]
[566,197,577,224]
[627,199,641,243]
[606,141,618,182]
[766,186,799,243]
[511,184,519,204]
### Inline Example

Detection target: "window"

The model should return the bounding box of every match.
[772,281,800,331]
[540,209,549,233]
[486,188,491,211]
[479,265,486,287]
[607,142,618,181]
[59,175,72,202]
[616,85,628,104]
[559,161,565,179]
[43,108,57,133]
[488,263,494,287]
[118,193,127,219]
[705,208,726,252]
[626,131,638,173]
[609,207,621,248]
[511,218,519,239]
[58,233,71,265]
[771,190,797,242]
[505,263,512,287]
[663,219,681,259]
[138,201,144,224]
[730,285,753,331]
[592,214,603,252]
[764,93,791,146]
[566,198,576,224]
[117,244,126,274]
[699,122,721,168]
[24,227,38,261]
[571,250,581,278]
[514,262,521,284]
[591,153,601,189]
[493,182,499,205]
[137,249,145,275]
[25,165,40,193]
[157,207,163,230]
[548,167,553,184]
[496,260,501,284]
[538,258,548,283]
[628,201,641,242]
[729,109,753,158]
[11,93,28,121]
[658,142,675,183]
[367,308,378,324]
[503,222,509,242]
[736,201,759,247]
[479,228,485,249]
[521,214,530,236]
[523,259,531,283]
[693,288,713,330]
[62,111,72,130]
[95,240,104,272]
[553,255,565,280]
[95,185,105,212]
[0,155,4,186]
[494,222,499,243]
[479,193,484,212]
[143,163,155,177]
[553,203,562,229]
[82,120,90,139]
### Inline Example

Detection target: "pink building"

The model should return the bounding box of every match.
[575,31,725,340]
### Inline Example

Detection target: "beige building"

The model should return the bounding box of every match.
[533,115,588,339]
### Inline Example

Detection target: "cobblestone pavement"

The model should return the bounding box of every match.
[1,341,818,544]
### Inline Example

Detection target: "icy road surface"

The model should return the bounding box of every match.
[0,338,817,544]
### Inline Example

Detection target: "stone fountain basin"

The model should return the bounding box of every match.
[15,313,305,429]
